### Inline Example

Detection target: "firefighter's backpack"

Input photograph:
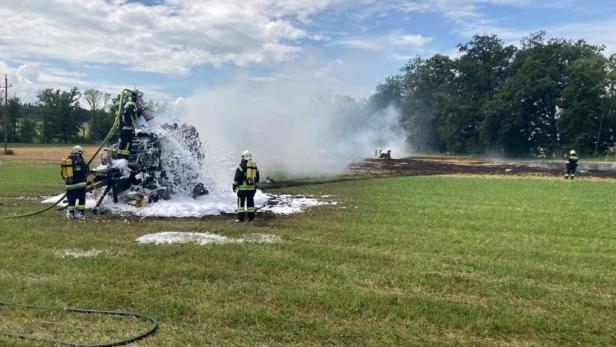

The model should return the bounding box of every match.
[246,161,257,185]
[61,158,74,182]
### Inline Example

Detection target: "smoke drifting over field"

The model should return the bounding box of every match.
[180,75,409,176]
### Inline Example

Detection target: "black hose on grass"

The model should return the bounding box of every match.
[260,175,372,191]
[0,301,158,347]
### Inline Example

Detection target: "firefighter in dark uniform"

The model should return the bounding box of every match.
[118,90,143,159]
[61,146,89,219]
[233,150,260,222]
[565,149,578,180]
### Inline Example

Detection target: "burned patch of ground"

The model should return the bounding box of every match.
[350,157,616,179]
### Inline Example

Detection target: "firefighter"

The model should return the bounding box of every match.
[565,149,578,180]
[118,90,144,159]
[61,146,89,220]
[233,150,260,222]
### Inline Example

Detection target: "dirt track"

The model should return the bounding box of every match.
[0,146,99,162]
[349,157,616,179]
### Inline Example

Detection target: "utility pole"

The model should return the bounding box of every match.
[1,74,12,154]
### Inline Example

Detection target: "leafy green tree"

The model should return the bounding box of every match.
[6,97,22,142]
[401,55,454,152]
[559,54,608,154]
[369,76,403,110]
[73,106,91,140]
[596,54,616,154]
[37,88,82,143]
[445,35,516,153]
[479,33,605,156]
[479,33,562,155]
[19,119,37,143]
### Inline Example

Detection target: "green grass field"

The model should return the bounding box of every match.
[1,159,615,346]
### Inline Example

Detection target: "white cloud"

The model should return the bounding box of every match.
[335,33,433,50]
[0,0,337,75]
[395,0,533,20]
[0,0,527,78]
[390,0,616,58]
[0,60,168,102]
[389,34,433,46]
[546,20,616,54]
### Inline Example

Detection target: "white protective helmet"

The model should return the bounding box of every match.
[241,150,252,161]
[569,149,576,155]
[71,145,84,154]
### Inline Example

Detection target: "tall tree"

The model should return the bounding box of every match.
[445,35,516,153]
[19,119,37,143]
[401,55,454,152]
[370,76,403,110]
[559,54,608,153]
[596,54,616,154]
[6,97,22,142]
[37,88,82,143]
[480,33,604,156]
[84,89,113,141]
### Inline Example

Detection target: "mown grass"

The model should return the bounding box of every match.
[1,160,615,346]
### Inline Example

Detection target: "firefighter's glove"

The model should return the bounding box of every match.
[232,185,238,193]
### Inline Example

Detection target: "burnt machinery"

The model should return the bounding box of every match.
[89,124,209,213]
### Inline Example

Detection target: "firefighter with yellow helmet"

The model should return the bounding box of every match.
[61,146,89,220]
[233,150,260,222]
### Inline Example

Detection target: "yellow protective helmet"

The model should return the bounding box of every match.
[241,150,252,161]
[71,145,84,154]
[569,150,576,156]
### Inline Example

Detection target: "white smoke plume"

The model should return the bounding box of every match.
[179,71,409,178]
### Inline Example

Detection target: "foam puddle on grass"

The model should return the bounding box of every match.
[55,249,104,258]
[136,232,282,246]
[42,191,335,218]
[55,248,130,258]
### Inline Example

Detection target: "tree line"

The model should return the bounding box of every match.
[0,89,131,144]
[371,32,616,156]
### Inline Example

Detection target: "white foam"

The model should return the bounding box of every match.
[42,191,333,217]
[42,193,98,209]
[136,232,282,245]
[56,249,104,258]
[259,194,334,215]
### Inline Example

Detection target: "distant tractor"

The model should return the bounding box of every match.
[379,149,392,160]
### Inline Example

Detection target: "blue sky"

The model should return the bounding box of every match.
[1,0,615,103]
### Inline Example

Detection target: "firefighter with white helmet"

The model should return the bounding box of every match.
[233,150,260,222]
[61,146,89,219]
[565,149,578,180]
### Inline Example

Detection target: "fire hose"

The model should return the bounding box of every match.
[0,301,158,346]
